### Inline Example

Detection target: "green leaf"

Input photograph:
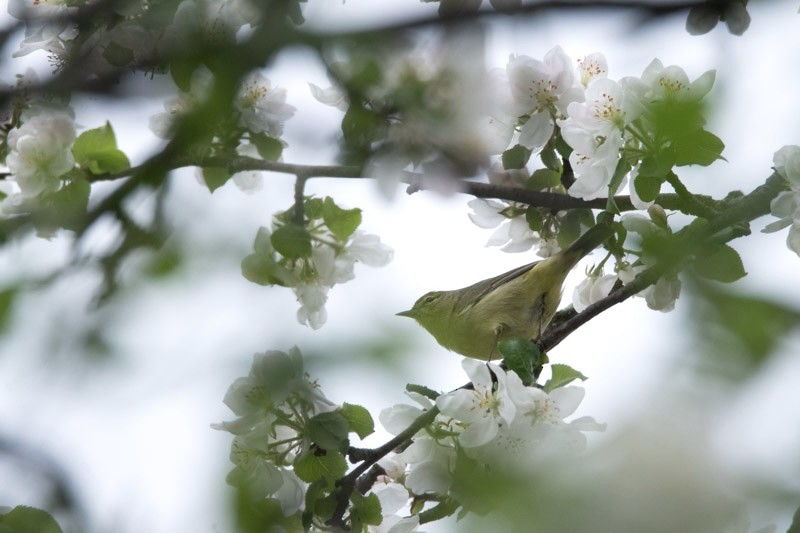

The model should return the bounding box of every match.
[539,142,561,171]
[499,338,541,386]
[342,104,379,150]
[555,210,584,250]
[638,154,674,179]
[102,41,134,67]
[240,253,293,286]
[528,168,561,190]
[293,449,347,483]
[306,411,350,452]
[0,288,15,335]
[322,197,362,241]
[633,173,663,203]
[250,133,283,161]
[544,364,587,392]
[605,158,632,214]
[694,283,800,374]
[72,122,130,175]
[405,383,440,400]
[304,197,324,221]
[787,502,800,533]
[693,244,747,283]
[501,144,531,170]
[525,206,543,231]
[170,58,200,92]
[270,223,312,259]
[200,167,230,193]
[0,506,63,533]
[350,492,383,527]
[37,175,90,231]
[339,403,374,439]
[673,129,725,167]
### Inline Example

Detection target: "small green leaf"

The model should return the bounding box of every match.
[405,383,440,400]
[633,173,663,203]
[528,168,561,190]
[501,144,531,170]
[499,338,541,386]
[339,403,374,439]
[539,142,561,171]
[544,364,587,392]
[37,175,90,231]
[638,154,673,179]
[605,158,632,214]
[170,58,200,92]
[270,223,312,259]
[673,129,725,166]
[293,450,347,483]
[0,288,15,335]
[555,210,584,249]
[304,197,324,221]
[250,133,283,161]
[72,122,130,175]
[694,244,747,283]
[525,206,543,231]
[306,411,350,452]
[350,492,383,527]
[102,41,134,66]
[342,104,379,149]
[240,253,293,286]
[201,167,230,193]
[0,506,63,533]
[322,197,362,241]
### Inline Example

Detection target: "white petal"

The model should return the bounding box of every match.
[518,111,554,150]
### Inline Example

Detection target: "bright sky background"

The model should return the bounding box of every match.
[1,1,800,532]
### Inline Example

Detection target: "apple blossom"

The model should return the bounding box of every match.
[506,46,583,150]
[235,72,297,137]
[5,110,76,198]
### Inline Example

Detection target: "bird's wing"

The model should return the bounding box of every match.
[453,260,541,312]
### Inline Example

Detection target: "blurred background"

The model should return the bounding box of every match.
[1,0,799,531]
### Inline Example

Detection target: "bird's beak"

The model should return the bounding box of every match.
[396,309,414,318]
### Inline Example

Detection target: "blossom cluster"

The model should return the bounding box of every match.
[572,211,681,312]
[2,107,76,214]
[241,196,393,329]
[214,348,422,532]
[212,349,335,520]
[8,0,264,71]
[150,70,297,194]
[452,47,718,312]
[379,359,604,497]
[215,349,603,531]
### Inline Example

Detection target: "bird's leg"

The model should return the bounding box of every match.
[488,324,505,361]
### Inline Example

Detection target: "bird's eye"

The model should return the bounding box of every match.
[423,294,438,304]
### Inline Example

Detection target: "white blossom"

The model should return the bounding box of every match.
[235,72,296,137]
[573,273,617,312]
[8,0,78,58]
[287,229,392,329]
[308,81,349,111]
[506,46,583,150]
[636,59,715,104]
[763,146,800,256]
[149,94,195,139]
[5,110,76,198]
[367,483,419,533]
[577,53,608,87]
[559,77,631,200]
[468,198,539,253]
[436,359,520,447]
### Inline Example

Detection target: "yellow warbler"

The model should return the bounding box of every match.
[397,221,612,359]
